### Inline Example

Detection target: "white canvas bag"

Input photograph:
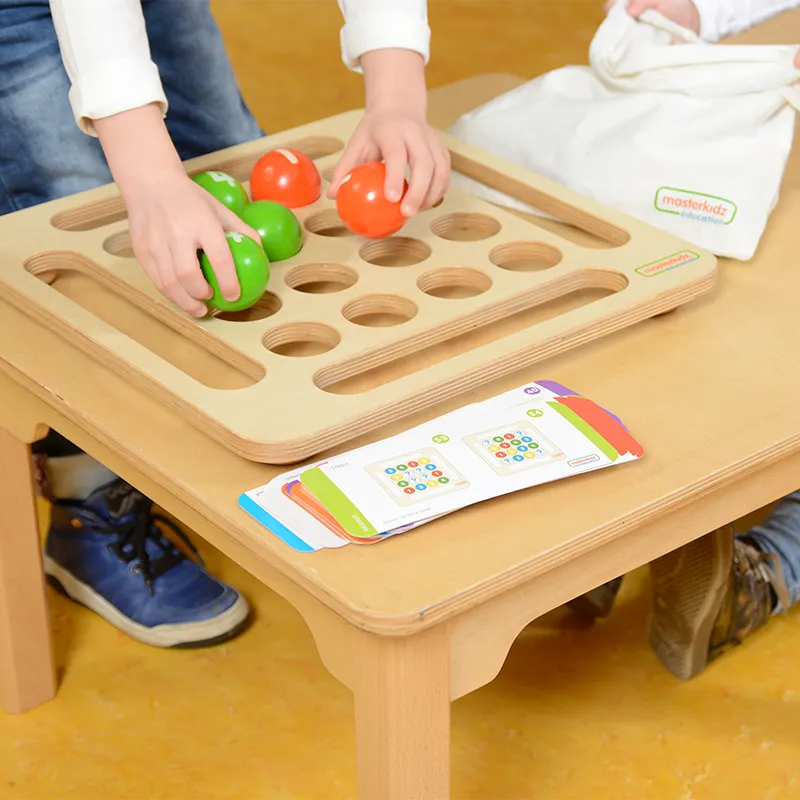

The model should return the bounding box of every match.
[448,1,800,260]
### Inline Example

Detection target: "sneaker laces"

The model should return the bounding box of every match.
[79,501,204,596]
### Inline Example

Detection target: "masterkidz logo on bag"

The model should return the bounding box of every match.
[635,250,700,278]
[654,187,737,226]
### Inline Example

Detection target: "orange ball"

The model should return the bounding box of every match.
[336,161,408,239]
[249,148,321,208]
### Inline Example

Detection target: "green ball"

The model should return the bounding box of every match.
[239,200,303,262]
[192,170,249,215]
[200,232,270,313]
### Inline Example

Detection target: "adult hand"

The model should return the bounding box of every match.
[604,0,700,33]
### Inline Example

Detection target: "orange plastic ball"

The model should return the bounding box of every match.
[249,148,321,208]
[336,161,408,239]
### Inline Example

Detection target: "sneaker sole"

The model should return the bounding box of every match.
[43,555,251,649]
[648,528,733,681]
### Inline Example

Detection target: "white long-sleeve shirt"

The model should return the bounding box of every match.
[692,0,800,41]
[48,0,429,134]
[47,0,800,136]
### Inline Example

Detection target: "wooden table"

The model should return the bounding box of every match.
[2,14,800,799]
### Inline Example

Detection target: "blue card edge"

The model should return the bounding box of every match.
[238,493,315,553]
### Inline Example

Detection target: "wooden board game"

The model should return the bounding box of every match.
[0,109,718,464]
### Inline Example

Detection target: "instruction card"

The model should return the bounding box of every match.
[239,380,644,552]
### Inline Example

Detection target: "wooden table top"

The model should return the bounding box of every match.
[1,12,799,635]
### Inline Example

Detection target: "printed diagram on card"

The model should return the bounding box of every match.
[463,421,564,476]
[365,447,470,506]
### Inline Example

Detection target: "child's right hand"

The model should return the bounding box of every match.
[604,0,700,33]
[123,170,260,317]
[93,104,259,318]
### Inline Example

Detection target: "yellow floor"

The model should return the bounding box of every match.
[3,2,800,798]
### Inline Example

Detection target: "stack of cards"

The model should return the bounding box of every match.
[239,380,644,552]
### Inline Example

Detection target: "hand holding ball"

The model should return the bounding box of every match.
[335,162,408,239]
[200,232,270,313]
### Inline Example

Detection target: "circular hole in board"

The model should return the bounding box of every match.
[359,237,431,268]
[285,263,358,294]
[213,291,282,322]
[342,294,418,328]
[430,212,501,242]
[320,164,336,183]
[305,209,353,238]
[263,321,340,357]
[103,231,135,258]
[417,267,492,299]
[489,242,562,272]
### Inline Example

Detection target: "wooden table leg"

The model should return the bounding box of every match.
[0,425,56,714]
[354,626,451,800]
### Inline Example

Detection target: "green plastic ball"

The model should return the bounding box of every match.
[200,232,270,313]
[192,170,249,215]
[239,200,303,262]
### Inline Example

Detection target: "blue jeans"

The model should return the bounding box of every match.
[0,0,261,213]
[747,490,800,608]
[0,0,262,458]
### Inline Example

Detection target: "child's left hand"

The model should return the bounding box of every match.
[329,106,449,218]
[327,48,450,219]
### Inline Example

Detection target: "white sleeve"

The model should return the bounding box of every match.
[338,0,430,71]
[48,0,168,136]
[692,0,800,41]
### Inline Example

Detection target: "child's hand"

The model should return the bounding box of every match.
[94,104,259,318]
[124,171,260,317]
[327,48,450,218]
[604,0,700,33]
[329,106,450,218]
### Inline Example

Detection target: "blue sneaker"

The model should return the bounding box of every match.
[43,479,250,648]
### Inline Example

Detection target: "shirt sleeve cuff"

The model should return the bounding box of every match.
[340,12,431,72]
[68,58,168,136]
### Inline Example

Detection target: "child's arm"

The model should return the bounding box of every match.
[48,0,259,318]
[329,0,450,217]
[93,105,259,317]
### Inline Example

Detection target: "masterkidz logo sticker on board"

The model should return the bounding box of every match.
[635,250,700,278]
[654,187,737,226]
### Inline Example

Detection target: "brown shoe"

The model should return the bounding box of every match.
[568,576,623,619]
[649,527,789,681]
